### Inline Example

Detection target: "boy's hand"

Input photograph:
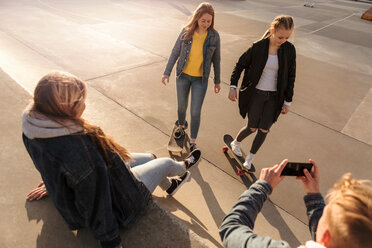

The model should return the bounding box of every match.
[259,159,288,189]
[296,159,320,194]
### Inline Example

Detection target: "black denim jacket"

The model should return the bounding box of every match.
[23,134,151,248]
[230,37,296,121]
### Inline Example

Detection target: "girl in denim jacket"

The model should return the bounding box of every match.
[23,72,201,248]
[162,2,221,152]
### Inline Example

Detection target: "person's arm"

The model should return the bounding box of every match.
[212,32,221,85]
[162,30,183,83]
[304,193,325,240]
[230,45,253,88]
[297,159,325,240]
[73,162,122,248]
[219,160,291,248]
[228,46,253,101]
[284,45,296,103]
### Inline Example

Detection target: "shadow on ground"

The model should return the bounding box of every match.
[25,198,203,248]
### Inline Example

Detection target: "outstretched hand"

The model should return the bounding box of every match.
[259,159,288,189]
[228,88,237,101]
[214,84,221,93]
[281,104,290,114]
[27,181,48,201]
[161,75,169,85]
[296,159,320,194]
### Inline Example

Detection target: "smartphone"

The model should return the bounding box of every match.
[281,162,313,177]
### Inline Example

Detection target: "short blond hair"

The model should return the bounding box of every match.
[326,173,372,248]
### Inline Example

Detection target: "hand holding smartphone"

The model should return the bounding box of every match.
[280,162,313,177]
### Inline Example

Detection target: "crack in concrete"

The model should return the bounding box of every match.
[84,59,166,81]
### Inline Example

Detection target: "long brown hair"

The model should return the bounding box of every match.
[182,2,215,40]
[31,71,132,164]
[325,173,372,248]
[262,15,294,39]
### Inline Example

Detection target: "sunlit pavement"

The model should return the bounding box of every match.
[1,0,371,247]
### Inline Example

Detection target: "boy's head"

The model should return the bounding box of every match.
[316,173,372,248]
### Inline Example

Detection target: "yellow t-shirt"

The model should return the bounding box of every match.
[183,31,208,77]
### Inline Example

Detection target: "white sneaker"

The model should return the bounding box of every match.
[243,153,255,170]
[230,139,242,157]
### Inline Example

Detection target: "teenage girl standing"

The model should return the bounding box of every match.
[228,15,296,169]
[162,2,221,152]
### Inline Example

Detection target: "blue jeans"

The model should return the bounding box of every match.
[176,73,208,139]
[129,153,186,193]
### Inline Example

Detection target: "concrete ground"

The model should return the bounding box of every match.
[1,0,371,247]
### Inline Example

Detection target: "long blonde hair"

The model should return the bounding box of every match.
[325,173,372,248]
[182,2,215,40]
[32,72,132,165]
[262,15,294,39]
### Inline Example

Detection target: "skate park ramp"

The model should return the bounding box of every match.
[0,0,371,247]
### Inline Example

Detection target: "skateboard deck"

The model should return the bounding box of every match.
[304,1,315,7]
[222,134,255,174]
[167,124,187,154]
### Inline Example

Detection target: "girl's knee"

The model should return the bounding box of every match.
[190,109,201,120]
[157,157,174,164]
[249,127,257,132]
[259,128,269,133]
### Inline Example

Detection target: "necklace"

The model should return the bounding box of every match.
[194,31,207,39]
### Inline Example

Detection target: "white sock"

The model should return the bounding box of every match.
[247,153,255,160]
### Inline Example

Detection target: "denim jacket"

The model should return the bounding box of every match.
[163,28,221,84]
[23,134,151,248]
[219,180,325,248]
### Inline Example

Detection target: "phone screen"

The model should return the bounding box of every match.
[281,162,313,177]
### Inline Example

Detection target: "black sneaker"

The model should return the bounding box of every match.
[175,120,188,129]
[189,142,197,152]
[166,171,191,196]
[174,120,188,140]
[184,149,201,170]
[174,126,185,140]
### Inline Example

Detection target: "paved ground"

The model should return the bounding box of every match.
[0,0,371,247]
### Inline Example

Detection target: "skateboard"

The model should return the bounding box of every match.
[167,124,188,155]
[222,134,255,175]
[304,1,315,7]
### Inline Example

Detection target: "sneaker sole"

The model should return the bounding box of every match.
[243,162,252,170]
[230,142,243,157]
[169,171,191,196]
[186,149,202,170]
[232,150,242,157]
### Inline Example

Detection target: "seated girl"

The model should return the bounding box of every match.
[23,72,201,248]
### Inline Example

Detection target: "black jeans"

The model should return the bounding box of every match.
[236,89,277,154]
[247,89,277,130]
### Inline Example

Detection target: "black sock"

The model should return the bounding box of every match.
[236,127,255,142]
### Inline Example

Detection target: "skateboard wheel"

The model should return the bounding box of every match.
[237,170,245,176]
[222,146,228,152]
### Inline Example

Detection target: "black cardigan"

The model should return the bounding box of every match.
[230,37,296,121]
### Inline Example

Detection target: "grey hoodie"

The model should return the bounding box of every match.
[22,104,83,139]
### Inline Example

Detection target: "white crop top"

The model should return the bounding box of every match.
[255,55,278,92]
